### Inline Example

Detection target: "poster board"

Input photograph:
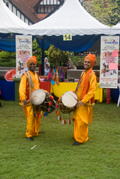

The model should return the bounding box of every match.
[100,36,119,88]
[16,35,32,78]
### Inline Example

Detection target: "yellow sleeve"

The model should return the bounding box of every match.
[19,74,26,102]
[37,75,40,89]
[35,73,40,89]
[82,73,97,104]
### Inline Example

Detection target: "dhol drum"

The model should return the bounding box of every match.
[59,91,78,114]
[30,89,56,113]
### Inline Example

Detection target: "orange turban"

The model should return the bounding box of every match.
[84,53,96,68]
[27,56,37,67]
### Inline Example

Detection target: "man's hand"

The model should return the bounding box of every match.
[77,101,84,107]
[73,91,76,94]
[23,99,28,105]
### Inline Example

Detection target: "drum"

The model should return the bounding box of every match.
[59,91,78,114]
[30,89,56,113]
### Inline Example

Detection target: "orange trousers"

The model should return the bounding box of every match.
[74,119,89,143]
[72,105,92,143]
[23,105,41,138]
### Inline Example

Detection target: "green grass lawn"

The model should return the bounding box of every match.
[0,98,120,179]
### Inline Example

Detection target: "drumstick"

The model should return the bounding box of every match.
[27,95,38,103]
[69,93,78,102]
[75,72,84,93]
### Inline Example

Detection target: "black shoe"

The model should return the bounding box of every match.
[38,131,44,133]
[72,141,82,146]
[26,137,34,141]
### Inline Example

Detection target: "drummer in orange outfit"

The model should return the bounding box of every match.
[72,53,97,145]
[19,56,43,141]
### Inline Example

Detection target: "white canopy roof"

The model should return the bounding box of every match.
[0,0,28,34]
[26,0,111,36]
[111,23,120,35]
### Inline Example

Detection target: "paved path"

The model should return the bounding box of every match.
[0,67,120,78]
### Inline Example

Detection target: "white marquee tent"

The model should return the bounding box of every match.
[0,0,28,34]
[111,23,120,35]
[26,0,111,36]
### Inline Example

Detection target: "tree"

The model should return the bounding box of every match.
[83,0,120,26]
[48,45,69,66]
[110,0,120,25]
[32,38,42,64]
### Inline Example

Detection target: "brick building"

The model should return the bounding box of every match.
[3,0,82,25]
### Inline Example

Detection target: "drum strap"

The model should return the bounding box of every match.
[75,72,84,93]
[28,72,34,88]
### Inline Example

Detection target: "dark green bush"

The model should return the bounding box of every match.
[0,60,16,67]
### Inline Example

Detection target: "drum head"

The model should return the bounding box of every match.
[62,91,77,108]
[30,89,46,105]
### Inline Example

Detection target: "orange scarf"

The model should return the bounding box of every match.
[80,68,92,100]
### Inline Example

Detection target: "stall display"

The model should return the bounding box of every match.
[0,80,15,101]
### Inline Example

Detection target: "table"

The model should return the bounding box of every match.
[40,81,51,92]
[1,79,103,103]
[50,82,77,97]
[50,82,103,102]
[0,80,15,101]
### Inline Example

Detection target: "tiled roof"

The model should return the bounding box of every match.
[9,0,64,23]
[10,0,41,23]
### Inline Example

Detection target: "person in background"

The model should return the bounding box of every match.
[72,53,97,146]
[44,57,50,76]
[19,56,43,141]
[67,58,74,69]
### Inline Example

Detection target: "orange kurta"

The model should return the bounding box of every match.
[19,70,41,138]
[72,70,97,143]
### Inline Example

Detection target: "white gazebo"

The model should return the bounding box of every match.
[0,0,28,34]
[26,0,111,36]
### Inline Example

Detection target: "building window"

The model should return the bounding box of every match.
[21,14,24,21]
[45,6,47,12]
[41,6,44,12]
[25,18,28,25]
[48,6,51,12]
[40,0,60,5]
[13,6,16,15]
[9,3,12,11]
[17,10,20,18]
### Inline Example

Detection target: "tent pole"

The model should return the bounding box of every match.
[42,39,44,75]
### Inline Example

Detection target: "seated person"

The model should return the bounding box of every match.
[67,58,74,69]
[44,57,50,76]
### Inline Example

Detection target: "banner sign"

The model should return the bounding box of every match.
[16,35,32,78]
[100,36,119,88]
[63,34,72,41]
